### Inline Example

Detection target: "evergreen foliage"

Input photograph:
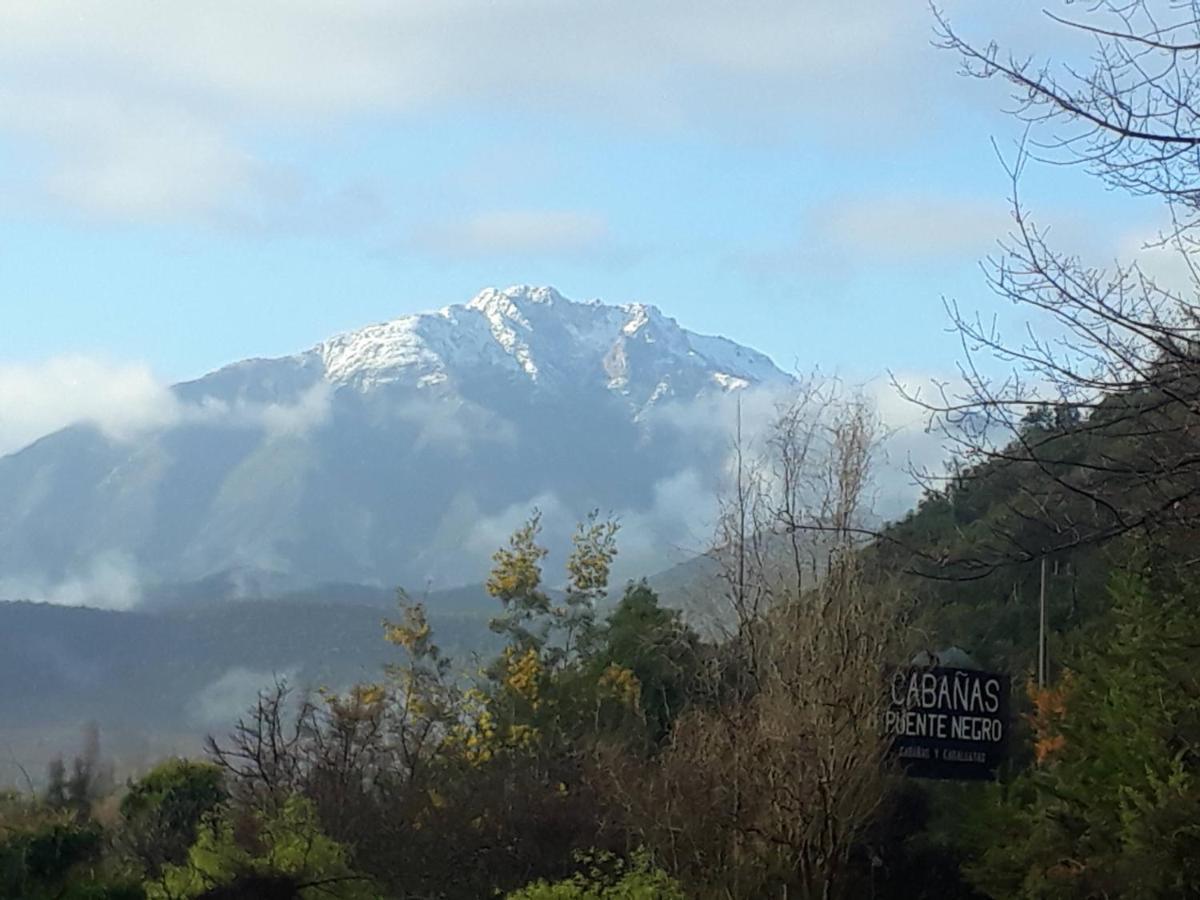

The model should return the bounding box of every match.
[961,558,1200,898]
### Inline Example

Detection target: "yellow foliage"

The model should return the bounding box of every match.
[444,694,500,766]
[566,516,619,595]
[1027,673,1072,764]
[322,682,387,722]
[384,604,432,652]
[355,683,386,706]
[442,674,548,765]
[505,647,544,708]
[403,690,429,719]
[486,515,548,601]
[598,663,641,711]
[507,723,539,750]
[446,719,496,766]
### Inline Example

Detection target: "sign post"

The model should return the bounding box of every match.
[884,666,1009,781]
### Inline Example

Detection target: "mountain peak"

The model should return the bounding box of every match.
[313,285,788,399]
[466,284,565,313]
[0,284,795,594]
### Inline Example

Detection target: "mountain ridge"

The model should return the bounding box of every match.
[0,285,792,600]
[204,284,789,409]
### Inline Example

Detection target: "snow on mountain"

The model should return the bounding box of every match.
[0,286,793,599]
[315,285,790,411]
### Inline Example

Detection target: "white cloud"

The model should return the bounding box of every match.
[0,356,956,594]
[649,375,956,526]
[0,0,925,220]
[189,666,299,727]
[454,469,721,584]
[0,357,336,458]
[449,484,707,588]
[394,397,518,449]
[0,551,143,610]
[612,469,718,580]
[414,210,611,258]
[645,383,795,453]
[188,381,333,439]
[0,87,254,220]
[824,194,1012,262]
[0,356,180,457]
[442,377,955,585]
[865,374,957,519]
[259,382,332,437]
[460,491,574,573]
[0,2,913,117]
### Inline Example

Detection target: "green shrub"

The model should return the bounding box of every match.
[507,850,685,900]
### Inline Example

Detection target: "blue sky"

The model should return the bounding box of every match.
[0,1,1183,452]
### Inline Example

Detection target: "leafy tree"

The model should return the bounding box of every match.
[586,581,700,742]
[475,509,633,758]
[118,759,226,878]
[0,793,143,900]
[147,794,375,900]
[487,509,618,664]
[507,850,685,900]
[488,511,555,652]
[963,558,1200,898]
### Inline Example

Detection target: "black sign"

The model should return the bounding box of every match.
[884,666,1009,780]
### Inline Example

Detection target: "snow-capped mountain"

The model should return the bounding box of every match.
[0,286,793,601]
[319,285,782,406]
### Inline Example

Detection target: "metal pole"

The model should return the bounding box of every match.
[1038,557,1047,689]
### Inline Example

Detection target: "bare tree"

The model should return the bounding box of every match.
[204,600,463,891]
[613,389,909,899]
[708,381,863,642]
[898,3,1200,576]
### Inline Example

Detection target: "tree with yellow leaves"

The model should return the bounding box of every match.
[486,509,618,666]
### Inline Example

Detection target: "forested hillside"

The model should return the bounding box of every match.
[5,371,1200,898]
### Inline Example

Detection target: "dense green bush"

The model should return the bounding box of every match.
[506,851,685,899]
[119,759,226,877]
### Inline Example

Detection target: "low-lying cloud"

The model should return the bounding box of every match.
[0,356,178,457]
[0,358,333,458]
[0,359,957,603]
[451,484,710,588]
[865,374,957,520]
[187,381,333,439]
[0,551,143,610]
[447,379,953,586]
[612,468,719,580]
[189,666,299,728]
[394,396,518,450]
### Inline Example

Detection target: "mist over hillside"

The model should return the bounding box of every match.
[0,286,806,605]
[0,284,933,781]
